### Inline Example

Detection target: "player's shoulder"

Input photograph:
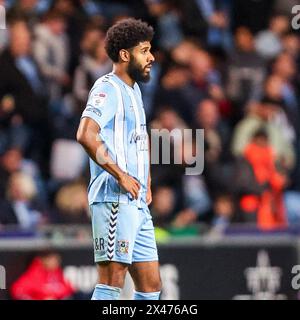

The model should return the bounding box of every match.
[87,74,118,108]
[92,73,116,93]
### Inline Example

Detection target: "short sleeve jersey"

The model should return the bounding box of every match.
[81,72,149,207]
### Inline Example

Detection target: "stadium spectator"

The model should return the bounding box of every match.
[0,20,48,125]
[145,0,183,51]
[151,185,176,228]
[195,99,232,193]
[10,250,75,300]
[255,14,289,59]
[0,148,22,199]
[33,10,70,103]
[282,33,300,60]
[208,193,235,236]
[0,94,30,155]
[73,31,112,109]
[237,128,288,230]
[231,98,295,172]
[0,19,52,174]
[7,0,40,27]
[195,0,232,51]
[0,172,48,229]
[226,27,266,120]
[50,182,90,224]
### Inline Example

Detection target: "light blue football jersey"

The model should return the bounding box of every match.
[81,72,149,208]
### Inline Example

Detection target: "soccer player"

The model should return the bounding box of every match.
[76,18,161,300]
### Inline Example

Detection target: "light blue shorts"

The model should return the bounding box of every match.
[90,201,158,264]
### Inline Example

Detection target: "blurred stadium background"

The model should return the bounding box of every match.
[0,0,300,300]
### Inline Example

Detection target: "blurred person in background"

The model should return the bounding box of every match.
[170,136,211,230]
[0,93,30,156]
[79,23,104,55]
[272,52,299,113]
[150,105,187,132]
[208,193,235,236]
[189,47,232,121]
[263,75,298,144]
[231,98,295,173]
[195,0,232,51]
[10,250,75,300]
[33,10,70,104]
[282,32,300,61]
[0,19,52,175]
[190,48,221,96]
[73,27,112,110]
[284,190,300,225]
[195,99,231,162]
[237,128,288,230]
[0,19,47,124]
[150,106,187,190]
[50,0,89,76]
[150,185,176,228]
[80,0,103,18]
[144,0,183,51]
[255,14,289,60]
[270,53,300,191]
[50,181,90,224]
[174,0,207,42]
[0,148,23,199]
[195,99,232,199]
[151,125,211,231]
[7,0,40,27]
[0,172,48,229]
[0,147,48,204]
[170,38,201,66]
[160,44,228,125]
[32,9,81,143]
[280,34,300,190]
[226,27,266,121]
[266,53,300,189]
[154,60,199,125]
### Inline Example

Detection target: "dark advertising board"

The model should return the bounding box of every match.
[0,239,299,300]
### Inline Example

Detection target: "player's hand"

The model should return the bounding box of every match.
[117,173,141,200]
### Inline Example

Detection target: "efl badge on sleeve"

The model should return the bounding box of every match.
[93,92,107,107]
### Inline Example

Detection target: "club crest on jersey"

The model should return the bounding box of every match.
[93,92,107,107]
[117,240,129,254]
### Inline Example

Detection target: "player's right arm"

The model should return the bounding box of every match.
[76,83,140,199]
[77,118,140,199]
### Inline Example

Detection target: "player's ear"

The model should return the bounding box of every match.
[119,49,130,62]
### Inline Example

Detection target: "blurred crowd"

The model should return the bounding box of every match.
[0,0,300,236]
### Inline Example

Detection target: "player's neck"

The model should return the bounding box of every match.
[113,65,135,88]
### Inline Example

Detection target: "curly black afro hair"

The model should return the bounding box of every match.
[105,18,154,62]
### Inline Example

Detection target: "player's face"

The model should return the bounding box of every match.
[127,41,155,82]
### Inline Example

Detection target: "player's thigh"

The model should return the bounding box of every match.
[132,204,158,263]
[129,260,161,292]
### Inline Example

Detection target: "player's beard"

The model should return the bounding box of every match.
[127,54,151,83]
